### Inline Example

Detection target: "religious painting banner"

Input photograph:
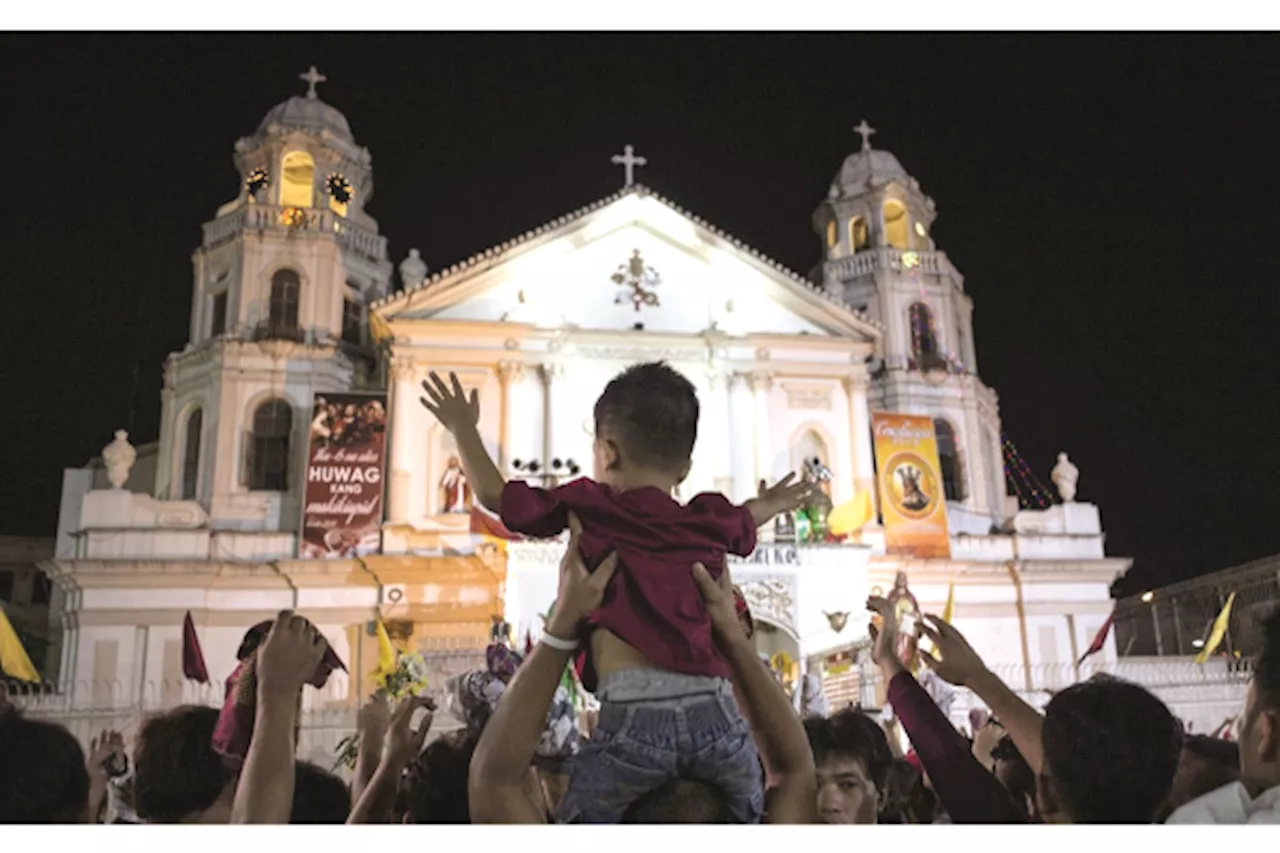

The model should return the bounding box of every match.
[301,393,388,559]
[871,413,951,559]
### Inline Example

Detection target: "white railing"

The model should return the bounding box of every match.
[823,248,953,281]
[201,204,388,261]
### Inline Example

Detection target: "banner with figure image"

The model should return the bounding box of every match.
[872,413,951,559]
[301,393,388,558]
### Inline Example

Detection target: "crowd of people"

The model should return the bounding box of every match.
[3,362,1279,824]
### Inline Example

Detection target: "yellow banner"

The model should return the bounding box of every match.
[872,413,951,559]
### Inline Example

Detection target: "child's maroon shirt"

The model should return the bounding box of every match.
[500,478,757,690]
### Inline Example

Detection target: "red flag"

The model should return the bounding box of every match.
[182,611,210,684]
[524,630,534,656]
[1077,610,1115,665]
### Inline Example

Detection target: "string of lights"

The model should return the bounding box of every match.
[1001,434,1054,509]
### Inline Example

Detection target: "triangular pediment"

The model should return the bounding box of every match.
[373,186,880,342]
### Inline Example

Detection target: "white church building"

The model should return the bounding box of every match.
[31,70,1147,734]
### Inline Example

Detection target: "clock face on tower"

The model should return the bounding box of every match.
[245,168,269,199]
[326,173,354,204]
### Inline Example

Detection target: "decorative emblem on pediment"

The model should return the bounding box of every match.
[783,383,833,411]
[737,577,797,633]
[611,249,661,312]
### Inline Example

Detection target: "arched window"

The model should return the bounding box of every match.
[279,151,315,208]
[825,219,838,250]
[909,302,942,368]
[849,216,869,252]
[246,399,292,491]
[269,269,301,330]
[883,199,909,250]
[790,428,830,479]
[181,408,202,500]
[933,419,964,501]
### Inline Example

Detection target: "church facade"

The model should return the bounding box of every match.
[35,72,1126,722]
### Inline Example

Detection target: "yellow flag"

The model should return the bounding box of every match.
[1194,593,1236,664]
[828,489,874,537]
[373,618,397,682]
[941,578,956,624]
[369,313,393,345]
[0,606,40,683]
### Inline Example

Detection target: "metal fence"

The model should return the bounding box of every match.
[819,656,1253,737]
[1115,555,1280,658]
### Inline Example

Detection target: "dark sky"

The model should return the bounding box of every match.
[3,33,1277,595]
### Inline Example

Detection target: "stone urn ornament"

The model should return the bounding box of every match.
[102,429,136,490]
[1051,452,1079,503]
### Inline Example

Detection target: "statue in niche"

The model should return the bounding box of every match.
[795,457,834,542]
[439,455,472,514]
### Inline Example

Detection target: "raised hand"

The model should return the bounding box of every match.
[87,729,126,781]
[747,473,815,525]
[918,613,990,688]
[691,562,744,644]
[357,689,391,736]
[545,512,620,640]
[256,610,327,700]
[385,695,437,768]
[419,371,479,435]
[866,596,905,675]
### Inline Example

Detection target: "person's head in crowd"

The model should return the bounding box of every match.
[0,707,90,822]
[804,708,892,824]
[290,761,349,824]
[878,758,937,824]
[1157,735,1240,821]
[400,729,478,824]
[991,734,1038,821]
[620,777,732,823]
[1037,675,1182,823]
[1239,608,1280,797]
[593,362,698,490]
[133,705,236,823]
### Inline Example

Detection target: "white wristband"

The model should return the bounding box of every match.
[540,632,580,651]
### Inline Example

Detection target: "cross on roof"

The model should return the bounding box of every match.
[300,65,327,99]
[611,144,647,188]
[854,119,876,152]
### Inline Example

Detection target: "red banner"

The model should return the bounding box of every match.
[300,393,387,559]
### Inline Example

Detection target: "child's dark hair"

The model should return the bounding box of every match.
[593,362,699,474]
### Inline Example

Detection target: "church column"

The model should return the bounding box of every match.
[844,373,879,518]
[387,355,416,523]
[496,361,524,473]
[706,367,734,497]
[540,362,565,477]
[727,372,752,502]
[749,371,774,487]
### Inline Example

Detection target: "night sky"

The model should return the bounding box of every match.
[3,33,1277,595]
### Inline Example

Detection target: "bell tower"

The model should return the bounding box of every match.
[153,68,393,531]
[813,121,1007,528]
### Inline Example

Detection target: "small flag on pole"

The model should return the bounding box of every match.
[0,605,39,683]
[1078,610,1116,665]
[1194,593,1236,664]
[373,618,397,683]
[941,578,956,624]
[182,611,210,684]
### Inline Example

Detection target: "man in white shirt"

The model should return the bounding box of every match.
[1169,609,1280,824]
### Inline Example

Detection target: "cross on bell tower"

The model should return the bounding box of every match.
[300,65,327,99]
[611,144,647,188]
[854,119,876,152]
